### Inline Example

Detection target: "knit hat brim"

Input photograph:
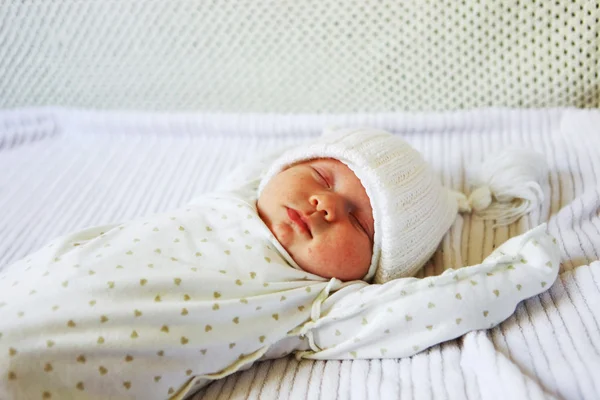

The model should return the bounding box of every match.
[259,127,460,284]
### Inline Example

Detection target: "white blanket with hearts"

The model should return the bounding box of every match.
[1,176,559,400]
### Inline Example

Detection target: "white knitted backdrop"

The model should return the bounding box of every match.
[0,0,598,112]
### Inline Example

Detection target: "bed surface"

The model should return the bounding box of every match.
[1,107,599,399]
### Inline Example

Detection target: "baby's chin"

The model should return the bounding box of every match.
[269,222,308,264]
[269,221,294,248]
[269,223,314,271]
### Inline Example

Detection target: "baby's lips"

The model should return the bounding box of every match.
[287,208,312,237]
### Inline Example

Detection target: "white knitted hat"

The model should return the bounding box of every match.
[258,127,547,284]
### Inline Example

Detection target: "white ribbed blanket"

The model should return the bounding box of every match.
[1,108,599,400]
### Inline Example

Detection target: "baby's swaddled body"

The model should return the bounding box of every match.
[0,187,332,399]
[0,186,560,400]
[0,128,561,399]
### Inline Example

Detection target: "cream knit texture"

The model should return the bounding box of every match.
[1,1,598,112]
[259,128,459,283]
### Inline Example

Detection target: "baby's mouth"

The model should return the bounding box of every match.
[286,208,312,237]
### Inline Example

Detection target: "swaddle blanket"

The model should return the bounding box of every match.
[0,177,559,400]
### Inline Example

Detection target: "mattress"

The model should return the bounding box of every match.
[1,107,599,400]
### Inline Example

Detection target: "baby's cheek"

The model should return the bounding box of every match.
[311,238,358,268]
[314,241,369,280]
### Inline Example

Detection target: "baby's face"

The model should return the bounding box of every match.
[257,158,374,281]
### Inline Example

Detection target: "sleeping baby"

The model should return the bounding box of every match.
[0,127,560,399]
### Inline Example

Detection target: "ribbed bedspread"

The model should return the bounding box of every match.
[1,108,598,400]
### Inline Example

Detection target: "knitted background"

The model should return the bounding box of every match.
[0,0,598,112]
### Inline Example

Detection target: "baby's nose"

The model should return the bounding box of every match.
[310,193,343,222]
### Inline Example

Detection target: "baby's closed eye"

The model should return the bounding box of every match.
[312,167,331,188]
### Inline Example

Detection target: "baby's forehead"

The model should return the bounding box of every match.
[292,157,343,167]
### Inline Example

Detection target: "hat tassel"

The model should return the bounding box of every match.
[455,149,548,226]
